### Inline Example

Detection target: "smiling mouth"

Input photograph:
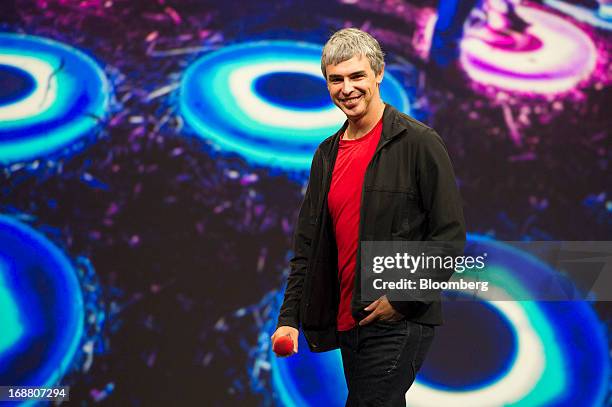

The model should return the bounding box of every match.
[340,95,362,103]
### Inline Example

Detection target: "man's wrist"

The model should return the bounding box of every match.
[276,317,299,330]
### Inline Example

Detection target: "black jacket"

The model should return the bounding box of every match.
[277,104,466,352]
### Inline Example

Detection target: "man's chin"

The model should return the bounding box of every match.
[339,104,364,119]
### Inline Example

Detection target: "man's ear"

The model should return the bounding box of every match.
[376,63,385,84]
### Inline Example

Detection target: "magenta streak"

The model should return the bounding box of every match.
[464,53,583,81]
[465,29,543,52]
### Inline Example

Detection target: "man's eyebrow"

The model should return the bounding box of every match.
[328,70,367,79]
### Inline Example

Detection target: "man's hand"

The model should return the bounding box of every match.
[359,295,403,326]
[271,326,299,356]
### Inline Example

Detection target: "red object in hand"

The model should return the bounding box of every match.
[273,335,294,356]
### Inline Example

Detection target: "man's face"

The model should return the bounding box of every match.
[325,55,384,120]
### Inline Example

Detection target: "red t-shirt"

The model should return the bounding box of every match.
[328,119,383,331]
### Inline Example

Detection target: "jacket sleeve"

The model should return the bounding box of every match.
[276,149,321,329]
[418,129,466,244]
[389,128,466,316]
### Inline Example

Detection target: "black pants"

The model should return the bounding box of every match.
[338,320,435,407]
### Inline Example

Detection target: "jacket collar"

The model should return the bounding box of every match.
[319,103,405,158]
[381,103,406,141]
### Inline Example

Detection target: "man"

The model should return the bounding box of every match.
[272,28,466,406]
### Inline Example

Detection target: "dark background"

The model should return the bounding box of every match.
[0,0,610,405]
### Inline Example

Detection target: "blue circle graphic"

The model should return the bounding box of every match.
[0,216,84,398]
[179,41,410,169]
[0,33,110,164]
[0,64,36,106]
[418,299,518,391]
[254,72,330,109]
[271,235,609,406]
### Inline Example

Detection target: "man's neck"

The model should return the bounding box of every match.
[344,100,385,140]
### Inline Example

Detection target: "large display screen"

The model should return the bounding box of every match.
[1,0,610,405]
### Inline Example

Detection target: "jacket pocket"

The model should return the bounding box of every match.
[364,187,422,240]
[396,191,424,240]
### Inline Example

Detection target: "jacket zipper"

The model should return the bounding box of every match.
[354,136,396,304]
[358,137,395,246]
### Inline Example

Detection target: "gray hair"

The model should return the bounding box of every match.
[321,28,385,78]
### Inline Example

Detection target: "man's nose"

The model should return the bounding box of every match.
[342,79,354,94]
